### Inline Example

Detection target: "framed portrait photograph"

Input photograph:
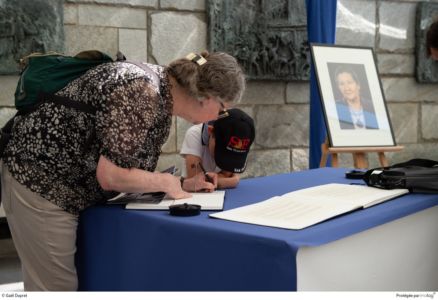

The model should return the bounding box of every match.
[310,44,396,147]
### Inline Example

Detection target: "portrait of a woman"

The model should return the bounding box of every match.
[333,65,379,130]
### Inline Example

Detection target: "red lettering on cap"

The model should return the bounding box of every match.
[227,136,250,151]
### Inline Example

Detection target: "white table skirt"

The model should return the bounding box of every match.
[297,205,438,291]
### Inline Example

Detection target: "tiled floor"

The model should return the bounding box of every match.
[0,238,23,291]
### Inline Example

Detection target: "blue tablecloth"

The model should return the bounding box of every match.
[76,167,438,291]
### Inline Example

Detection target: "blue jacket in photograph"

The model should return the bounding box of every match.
[335,98,379,129]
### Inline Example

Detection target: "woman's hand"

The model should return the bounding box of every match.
[183,172,218,192]
[163,173,192,199]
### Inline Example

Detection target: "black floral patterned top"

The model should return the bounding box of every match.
[3,62,173,215]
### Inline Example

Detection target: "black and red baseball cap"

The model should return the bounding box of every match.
[213,108,255,173]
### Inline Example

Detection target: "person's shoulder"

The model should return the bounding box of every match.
[184,124,203,139]
[100,62,162,81]
[138,63,164,76]
[180,124,204,155]
[117,62,159,78]
[86,61,150,83]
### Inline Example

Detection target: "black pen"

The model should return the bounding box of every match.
[198,162,214,184]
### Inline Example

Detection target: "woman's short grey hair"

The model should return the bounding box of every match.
[166,51,246,104]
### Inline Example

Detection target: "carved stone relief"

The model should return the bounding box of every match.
[416,2,438,83]
[0,0,64,74]
[208,0,309,81]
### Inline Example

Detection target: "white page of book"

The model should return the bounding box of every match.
[107,192,128,202]
[281,183,408,208]
[210,184,408,230]
[126,190,225,211]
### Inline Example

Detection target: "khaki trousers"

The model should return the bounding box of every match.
[1,163,78,291]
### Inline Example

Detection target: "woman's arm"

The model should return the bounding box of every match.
[96,155,216,198]
[96,155,191,198]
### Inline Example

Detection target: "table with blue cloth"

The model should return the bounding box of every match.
[76,167,438,291]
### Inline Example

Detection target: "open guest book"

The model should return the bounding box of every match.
[105,165,225,210]
[209,183,409,230]
[106,165,178,206]
[124,190,225,211]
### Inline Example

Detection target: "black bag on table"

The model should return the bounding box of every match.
[363,159,438,193]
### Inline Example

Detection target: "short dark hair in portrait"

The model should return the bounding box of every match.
[328,63,372,101]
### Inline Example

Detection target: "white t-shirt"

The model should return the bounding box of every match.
[180,124,221,177]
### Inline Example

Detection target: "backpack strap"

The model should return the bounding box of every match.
[116,51,126,62]
[390,158,438,168]
[0,91,97,159]
[0,117,15,158]
[125,61,161,88]
[12,91,96,117]
[114,53,160,89]
[36,92,96,115]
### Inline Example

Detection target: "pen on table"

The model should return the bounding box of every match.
[198,162,214,184]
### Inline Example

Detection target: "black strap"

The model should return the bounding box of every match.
[390,158,438,168]
[0,117,15,157]
[37,91,96,115]
[1,117,16,135]
[116,51,126,61]
[120,61,161,89]
[14,91,96,117]
[37,92,97,150]
[0,92,96,158]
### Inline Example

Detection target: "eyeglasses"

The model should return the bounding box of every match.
[201,104,230,145]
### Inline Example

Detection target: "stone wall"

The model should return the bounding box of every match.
[1,0,438,180]
[336,0,438,168]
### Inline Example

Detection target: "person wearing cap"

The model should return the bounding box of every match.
[426,20,438,61]
[1,51,245,291]
[180,108,255,189]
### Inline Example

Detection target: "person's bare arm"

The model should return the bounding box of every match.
[184,154,203,178]
[217,172,240,189]
[183,154,218,191]
[184,154,240,189]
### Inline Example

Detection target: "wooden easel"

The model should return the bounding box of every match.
[320,138,404,168]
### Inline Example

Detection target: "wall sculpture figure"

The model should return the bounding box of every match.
[416,2,438,83]
[0,0,64,74]
[208,0,309,81]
